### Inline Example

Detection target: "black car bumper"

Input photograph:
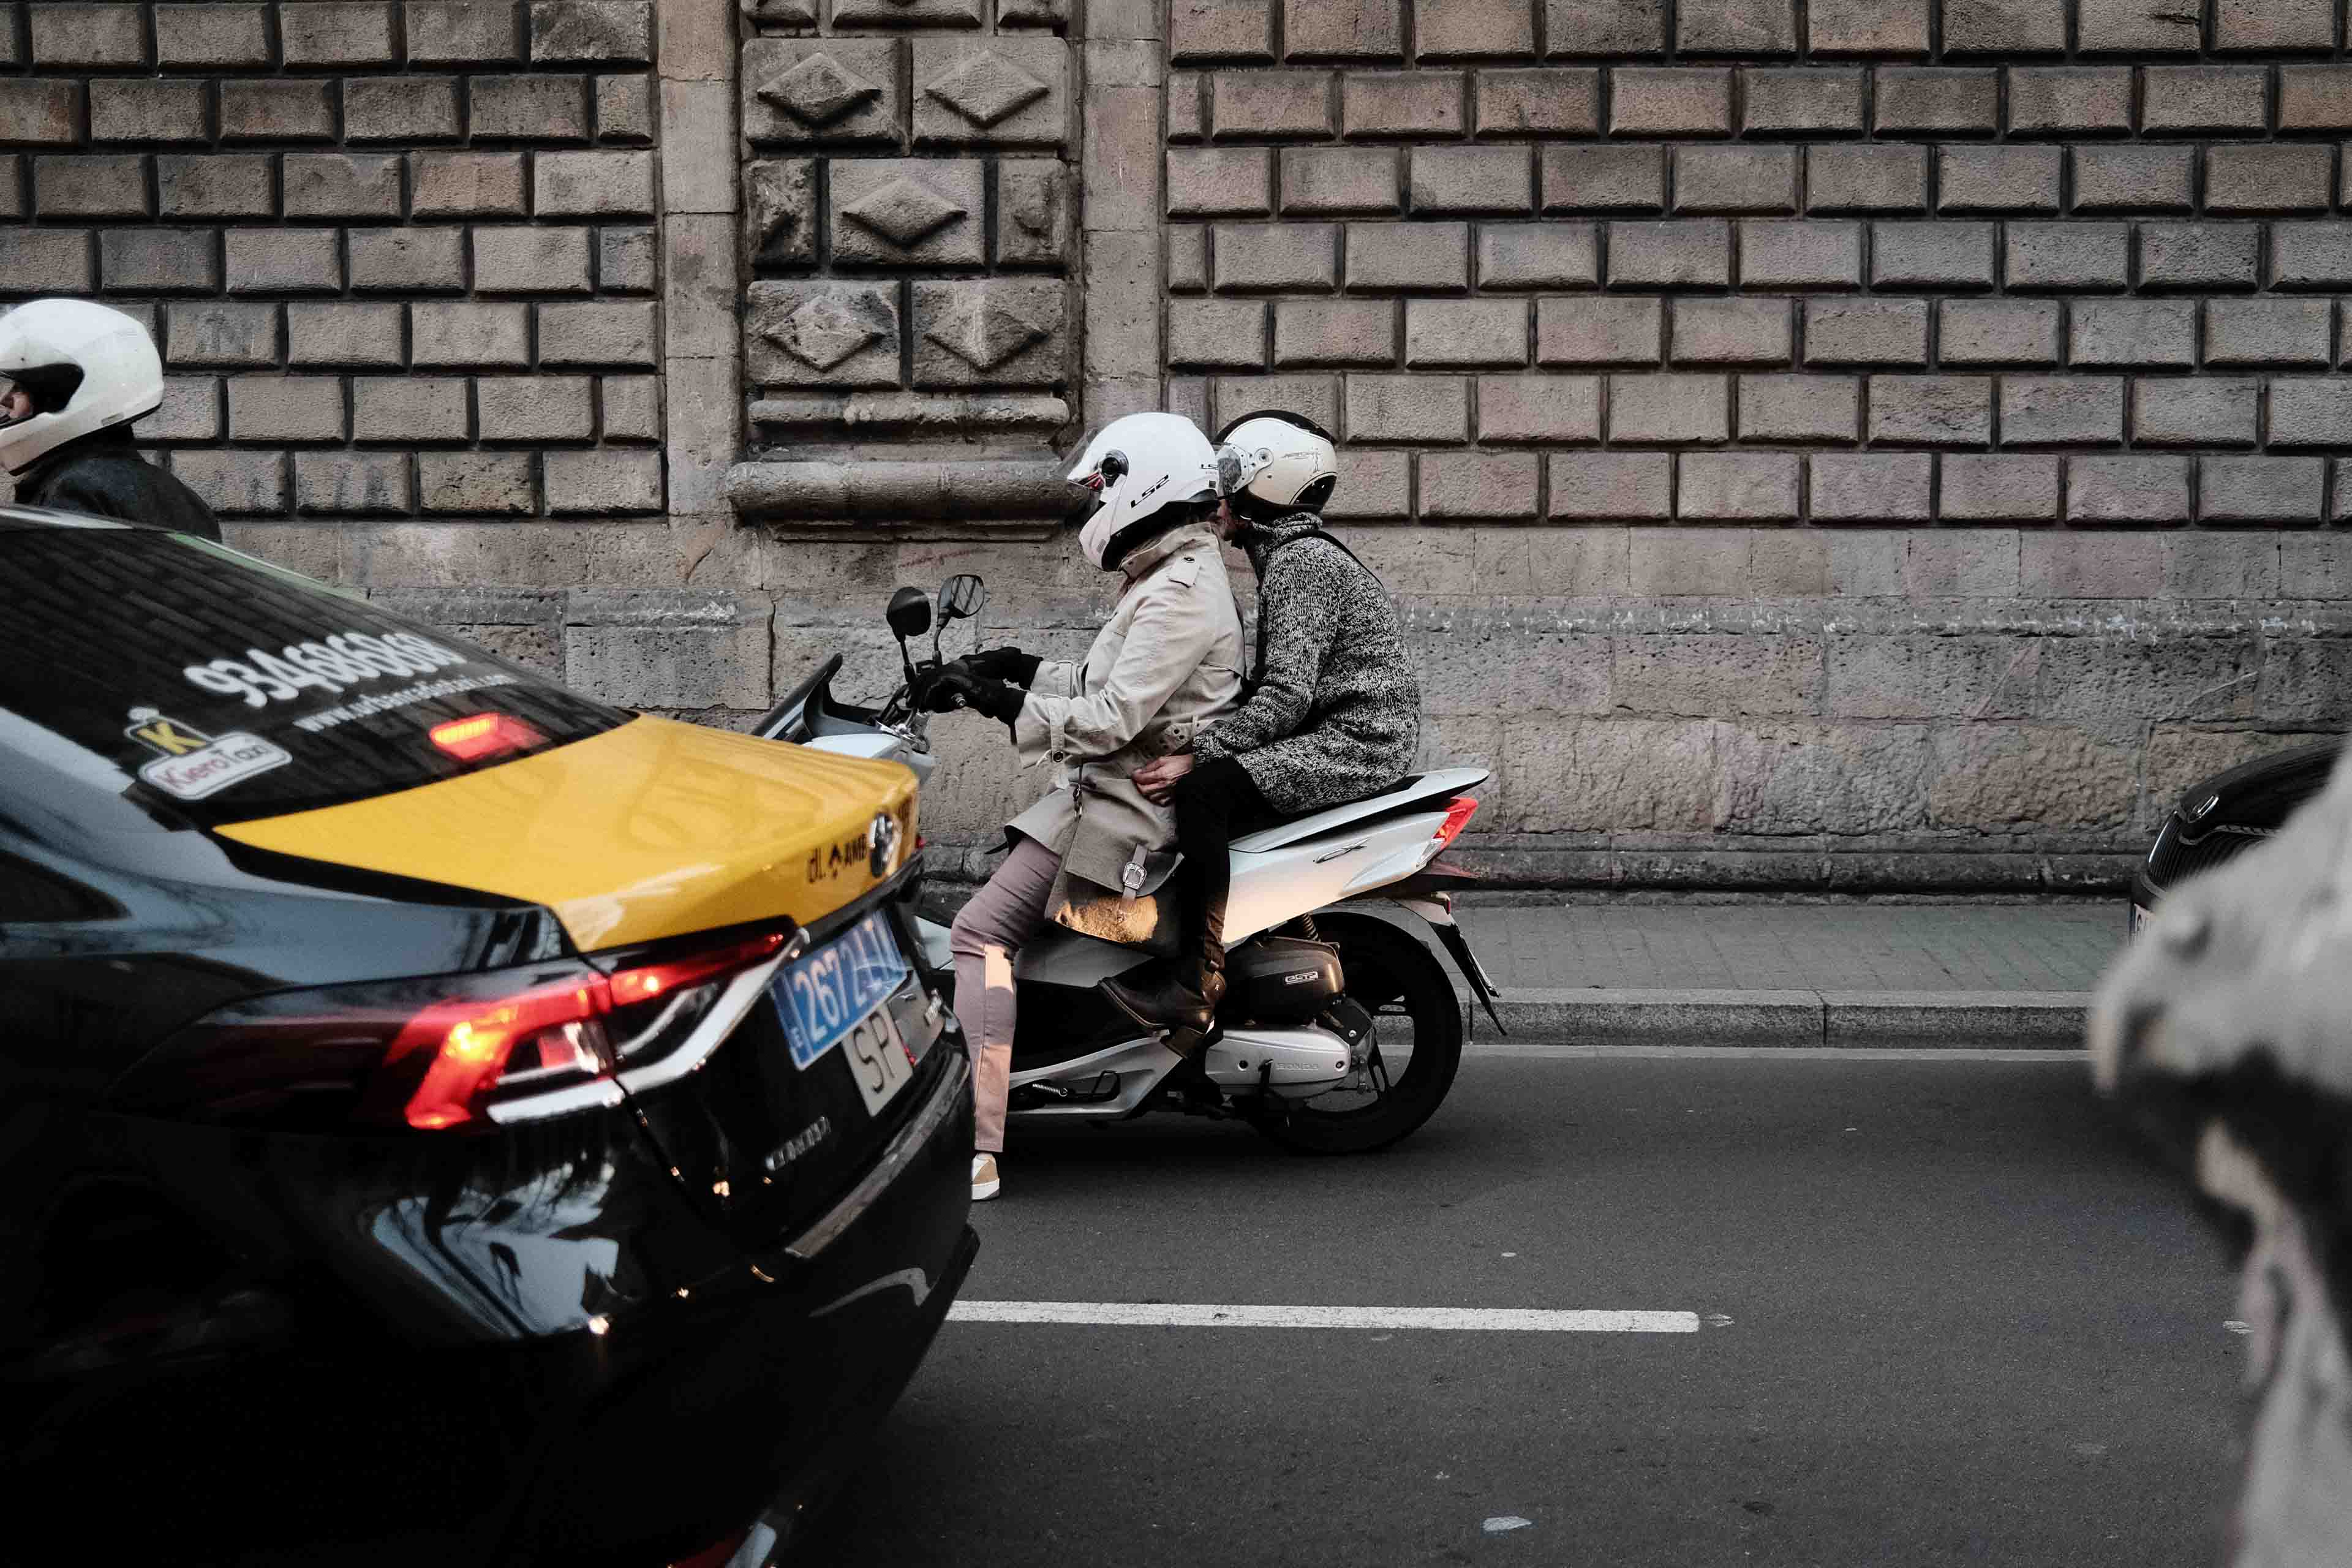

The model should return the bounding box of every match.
[2128,740,2339,923]
[11,1049,976,1567]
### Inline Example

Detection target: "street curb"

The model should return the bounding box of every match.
[1479,988,2091,1050]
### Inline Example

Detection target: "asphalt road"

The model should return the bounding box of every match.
[794,1051,2245,1567]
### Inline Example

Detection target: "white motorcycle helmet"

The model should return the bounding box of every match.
[1215,409,1338,522]
[0,298,164,473]
[1065,411,1221,571]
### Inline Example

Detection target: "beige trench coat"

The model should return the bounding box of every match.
[1006,521,1244,906]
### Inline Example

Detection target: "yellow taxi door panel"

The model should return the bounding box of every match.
[216,716,918,951]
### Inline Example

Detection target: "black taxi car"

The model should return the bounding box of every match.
[0,511,973,1566]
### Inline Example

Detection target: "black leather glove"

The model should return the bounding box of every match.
[906,658,950,709]
[966,646,1042,688]
[919,666,1025,728]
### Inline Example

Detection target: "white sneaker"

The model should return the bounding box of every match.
[971,1152,1001,1202]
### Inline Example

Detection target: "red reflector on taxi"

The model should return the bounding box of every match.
[430,712,546,762]
[608,930,790,1008]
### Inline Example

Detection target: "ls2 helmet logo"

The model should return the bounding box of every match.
[867,811,902,878]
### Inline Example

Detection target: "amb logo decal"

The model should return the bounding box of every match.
[124,706,292,801]
[804,826,873,883]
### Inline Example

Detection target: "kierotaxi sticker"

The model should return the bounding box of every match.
[125,706,290,801]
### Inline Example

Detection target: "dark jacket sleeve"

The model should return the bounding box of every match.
[34,467,138,522]
[1193,544,1344,764]
[25,452,223,541]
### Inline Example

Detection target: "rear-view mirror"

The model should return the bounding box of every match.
[940,574,986,621]
[886,586,932,639]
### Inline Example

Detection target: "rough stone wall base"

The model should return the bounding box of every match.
[236,515,2352,897]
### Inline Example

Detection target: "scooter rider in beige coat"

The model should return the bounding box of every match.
[917,412,1245,1202]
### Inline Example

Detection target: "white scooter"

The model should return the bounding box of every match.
[753,575,1504,1153]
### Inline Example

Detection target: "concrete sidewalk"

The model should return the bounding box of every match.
[1447,901,2123,1050]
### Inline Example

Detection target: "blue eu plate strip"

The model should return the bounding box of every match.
[774,913,909,1069]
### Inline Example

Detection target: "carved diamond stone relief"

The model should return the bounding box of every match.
[913,37,1066,148]
[748,281,902,388]
[744,159,816,268]
[850,179,963,246]
[913,278,1064,386]
[831,159,985,267]
[995,160,1069,266]
[741,39,903,147]
[768,55,876,124]
[927,53,1047,126]
[832,0,983,26]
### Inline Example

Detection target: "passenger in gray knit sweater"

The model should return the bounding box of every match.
[1104,412,1421,1037]
[1191,509,1420,811]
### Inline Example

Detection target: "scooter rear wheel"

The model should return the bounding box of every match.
[1253,911,1463,1155]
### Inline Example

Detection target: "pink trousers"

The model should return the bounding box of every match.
[948,837,1061,1155]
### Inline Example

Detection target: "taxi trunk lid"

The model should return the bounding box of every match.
[216,714,943,1249]
[215,714,919,953]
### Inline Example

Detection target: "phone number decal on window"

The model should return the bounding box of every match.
[182,631,469,709]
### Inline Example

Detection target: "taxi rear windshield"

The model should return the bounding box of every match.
[0,525,630,828]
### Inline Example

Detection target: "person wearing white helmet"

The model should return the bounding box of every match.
[1109,409,1421,1035]
[919,410,1244,1200]
[0,298,219,540]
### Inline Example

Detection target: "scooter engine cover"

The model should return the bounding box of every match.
[1229,936,1343,1025]
[1204,1025,1355,1093]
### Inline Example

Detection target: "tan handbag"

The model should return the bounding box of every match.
[1044,845,1183,959]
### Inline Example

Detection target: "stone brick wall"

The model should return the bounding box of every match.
[1163,2,2352,533]
[0,1,668,526]
[1121,0,2352,891]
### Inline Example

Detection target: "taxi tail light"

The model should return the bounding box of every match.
[108,931,791,1133]
[378,976,609,1131]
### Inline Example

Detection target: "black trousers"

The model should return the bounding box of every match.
[1170,755,1275,978]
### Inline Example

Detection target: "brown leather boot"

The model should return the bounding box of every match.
[1100,960,1225,1057]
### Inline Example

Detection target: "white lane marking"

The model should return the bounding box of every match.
[1483,1517,1534,1534]
[1473,1043,2085,1063]
[948,1301,1700,1333]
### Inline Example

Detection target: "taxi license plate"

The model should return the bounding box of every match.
[840,1005,917,1117]
[773,913,915,1115]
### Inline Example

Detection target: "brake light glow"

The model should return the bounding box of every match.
[390,930,790,1129]
[106,927,804,1134]
[1432,796,1479,850]
[430,712,548,762]
[392,979,601,1130]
